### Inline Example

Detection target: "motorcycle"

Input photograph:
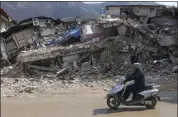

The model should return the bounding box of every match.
[106,77,161,109]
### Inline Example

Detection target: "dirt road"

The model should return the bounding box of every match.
[1,88,177,117]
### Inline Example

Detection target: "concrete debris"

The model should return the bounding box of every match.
[1,70,177,98]
[81,62,90,72]
[29,65,55,72]
[73,61,80,71]
[55,68,68,77]
[1,65,14,75]
[20,87,37,93]
[170,55,178,64]
[173,65,178,73]
[0,7,177,98]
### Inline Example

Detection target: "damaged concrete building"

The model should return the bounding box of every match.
[0,16,63,62]
[105,2,164,18]
[1,6,178,77]
[146,7,178,64]
[0,8,17,64]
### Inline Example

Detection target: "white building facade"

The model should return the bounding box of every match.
[106,5,163,17]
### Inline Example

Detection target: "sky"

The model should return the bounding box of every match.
[156,2,177,7]
[84,2,177,7]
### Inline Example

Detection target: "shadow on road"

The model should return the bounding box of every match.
[93,107,147,115]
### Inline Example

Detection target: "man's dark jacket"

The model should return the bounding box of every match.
[125,68,145,92]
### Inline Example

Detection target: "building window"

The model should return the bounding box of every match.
[150,8,155,12]
[155,8,163,15]
[120,7,133,14]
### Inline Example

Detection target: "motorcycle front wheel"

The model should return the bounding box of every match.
[107,96,120,109]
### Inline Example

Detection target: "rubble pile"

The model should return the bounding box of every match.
[1,72,176,98]
[1,7,177,97]
[1,75,117,97]
[95,39,132,75]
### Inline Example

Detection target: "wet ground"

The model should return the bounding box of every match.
[1,88,177,117]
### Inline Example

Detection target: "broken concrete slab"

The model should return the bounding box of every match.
[55,68,68,77]
[63,55,79,63]
[157,36,178,46]
[73,61,79,71]
[117,24,127,35]
[62,62,73,71]
[29,65,55,72]
[143,45,158,53]
[170,55,178,64]
[81,62,90,72]
[16,36,119,63]
[173,65,178,73]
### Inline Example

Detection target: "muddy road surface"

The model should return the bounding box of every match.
[1,88,177,117]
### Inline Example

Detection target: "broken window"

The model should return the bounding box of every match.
[6,40,17,52]
[150,8,155,12]
[120,7,133,14]
[155,8,164,15]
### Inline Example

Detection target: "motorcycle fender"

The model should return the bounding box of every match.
[106,93,116,98]
[106,94,121,102]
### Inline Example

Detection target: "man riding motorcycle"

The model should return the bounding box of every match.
[123,63,145,101]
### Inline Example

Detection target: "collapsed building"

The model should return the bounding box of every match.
[0,17,63,62]
[0,7,178,77]
[146,7,178,64]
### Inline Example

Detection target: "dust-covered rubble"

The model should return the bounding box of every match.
[1,71,177,98]
[1,76,114,98]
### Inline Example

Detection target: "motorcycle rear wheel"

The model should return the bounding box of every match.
[145,96,157,109]
[107,96,120,109]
